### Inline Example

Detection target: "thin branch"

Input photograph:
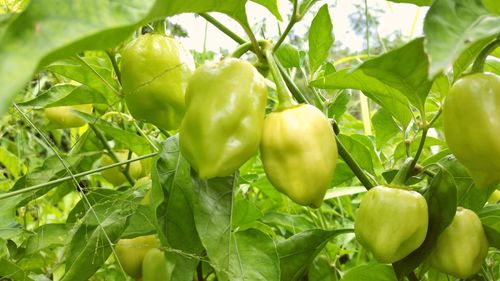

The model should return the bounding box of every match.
[199,13,245,44]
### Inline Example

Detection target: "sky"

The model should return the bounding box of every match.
[170,0,428,54]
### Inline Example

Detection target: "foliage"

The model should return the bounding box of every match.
[0,0,499,281]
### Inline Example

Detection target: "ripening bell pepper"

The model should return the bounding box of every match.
[443,73,500,187]
[354,186,429,263]
[121,33,195,130]
[430,207,489,279]
[260,104,337,208]
[179,58,268,179]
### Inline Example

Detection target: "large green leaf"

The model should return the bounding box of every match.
[61,190,136,281]
[311,38,431,126]
[192,173,280,281]
[152,136,203,281]
[424,0,500,77]
[0,0,250,117]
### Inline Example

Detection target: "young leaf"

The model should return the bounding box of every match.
[311,38,432,126]
[308,4,333,73]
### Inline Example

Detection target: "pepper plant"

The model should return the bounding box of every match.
[0,0,499,281]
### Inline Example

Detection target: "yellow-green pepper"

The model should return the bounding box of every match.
[354,186,428,263]
[121,33,195,130]
[179,58,268,179]
[443,73,500,187]
[260,104,337,208]
[430,207,489,279]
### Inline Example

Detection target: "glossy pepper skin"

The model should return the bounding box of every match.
[443,73,500,187]
[260,104,337,208]
[142,248,170,281]
[354,186,428,263]
[121,33,195,130]
[179,58,267,179]
[430,207,489,279]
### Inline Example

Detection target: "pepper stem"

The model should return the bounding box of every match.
[471,36,500,73]
[152,20,167,36]
[391,157,414,186]
[264,46,296,109]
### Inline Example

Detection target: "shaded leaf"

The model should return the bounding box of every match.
[192,173,280,281]
[278,229,352,281]
[152,136,203,281]
[424,0,500,77]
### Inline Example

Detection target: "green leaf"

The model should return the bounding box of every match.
[192,173,280,281]
[338,134,375,175]
[0,258,33,281]
[0,146,25,177]
[92,120,152,156]
[438,155,497,211]
[312,38,431,126]
[18,84,108,108]
[386,0,432,6]
[393,167,457,279]
[341,263,397,281]
[424,0,500,77]
[278,229,352,281]
[152,136,203,281]
[251,0,282,21]
[276,43,302,68]
[482,0,500,14]
[308,4,333,73]
[0,194,25,240]
[25,224,74,255]
[324,186,366,200]
[0,0,251,117]
[479,204,500,249]
[372,108,401,150]
[452,37,495,80]
[61,192,135,281]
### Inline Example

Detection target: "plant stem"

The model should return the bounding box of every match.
[199,13,245,44]
[471,37,500,73]
[0,153,158,200]
[89,124,136,185]
[265,47,296,108]
[406,124,428,181]
[106,50,121,85]
[276,59,309,104]
[273,0,298,52]
[407,271,419,281]
[241,23,265,62]
[335,133,375,190]
[153,19,167,35]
